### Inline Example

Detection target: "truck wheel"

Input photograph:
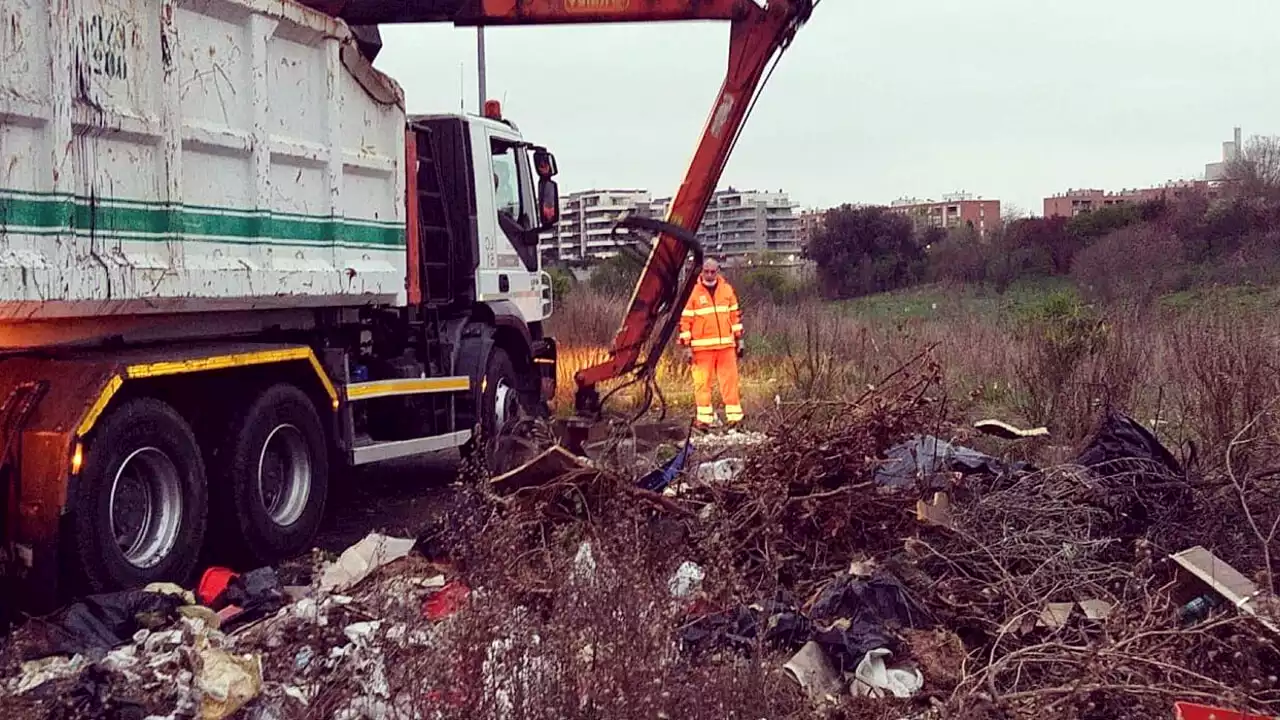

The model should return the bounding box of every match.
[483,346,524,442]
[211,383,328,566]
[71,398,208,592]
[461,346,525,470]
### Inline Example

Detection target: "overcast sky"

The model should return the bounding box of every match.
[372,0,1278,216]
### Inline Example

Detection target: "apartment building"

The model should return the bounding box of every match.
[1044,127,1239,217]
[541,189,653,261]
[1043,180,1216,217]
[652,188,804,262]
[798,207,826,244]
[887,192,1001,237]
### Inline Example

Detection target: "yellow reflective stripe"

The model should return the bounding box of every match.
[77,374,124,438]
[690,337,736,348]
[78,347,340,437]
[687,305,737,317]
[730,324,744,332]
[346,376,470,400]
[725,405,744,414]
[678,331,692,339]
[727,304,739,312]
[126,347,340,408]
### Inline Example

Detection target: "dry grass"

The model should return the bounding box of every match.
[547,287,1280,461]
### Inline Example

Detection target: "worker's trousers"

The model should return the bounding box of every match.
[691,346,743,426]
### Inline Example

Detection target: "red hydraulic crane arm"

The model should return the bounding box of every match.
[298,0,814,417]
[571,0,811,415]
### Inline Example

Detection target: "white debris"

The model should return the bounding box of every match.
[317,533,417,593]
[11,655,88,694]
[668,561,706,599]
[573,541,597,581]
[851,648,923,699]
[696,457,745,483]
[344,621,382,646]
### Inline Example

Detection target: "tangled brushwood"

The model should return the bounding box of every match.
[419,348,1280,719]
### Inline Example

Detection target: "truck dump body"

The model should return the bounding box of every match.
[0,0,409,323]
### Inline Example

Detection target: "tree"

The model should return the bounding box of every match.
[804,205,925,298]
[1225,134,1280,202]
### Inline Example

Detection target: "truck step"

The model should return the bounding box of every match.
[350,430,471,466]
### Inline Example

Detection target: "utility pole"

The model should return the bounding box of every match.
[477,27,487,108]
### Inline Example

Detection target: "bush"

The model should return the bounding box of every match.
[1012,291,1109,429]
[1071,225,1187,304]
[545,265,576,301]
[586,253,646,296]
[927,225,990,286]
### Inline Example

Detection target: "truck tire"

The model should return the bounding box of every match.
[461,345,525,469]
[71,397,208,592]
[210,383,329,566]
[482,346,523,442]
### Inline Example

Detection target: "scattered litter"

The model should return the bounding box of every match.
[876,434,1027,488]
[423,581,471,622]
[1077,598,1113,620]
[850,648,922,699]
[10,654,89,694]
[197,640,263,720]
[572,541,598,582]
[668,561,706,599]
[696,457,744,483]
[783,641,843,702]
[1174,701,1279,720]
[1170,545,1280,635]
[1037,602,1075,629]
[637,437,694,492]
[1076,409,1182,477]
[344,621,381,645]
[318,533,417,593]
[22,589,186,660]
[973,418,1049,439]
[915,491,953,528]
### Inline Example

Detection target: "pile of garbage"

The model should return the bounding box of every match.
[456,355,1280,718]
[0,534,472,719]
[5,353,1280,719]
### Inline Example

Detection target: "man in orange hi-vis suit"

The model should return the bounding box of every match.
[677,258,745,430]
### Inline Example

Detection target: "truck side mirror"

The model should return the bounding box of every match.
[533,148,558,179]
[538,177,560,230]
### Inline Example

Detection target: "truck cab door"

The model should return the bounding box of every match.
[472,123,545,322]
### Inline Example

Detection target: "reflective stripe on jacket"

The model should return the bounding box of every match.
[677,279,743,350]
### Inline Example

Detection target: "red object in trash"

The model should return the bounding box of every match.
[198,566,239,606]
[422,580,470,621]
[1174,702,1279,720]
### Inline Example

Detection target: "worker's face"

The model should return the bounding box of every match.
[701,265,719,285]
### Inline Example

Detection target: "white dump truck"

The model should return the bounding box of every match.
[0,0,561,605]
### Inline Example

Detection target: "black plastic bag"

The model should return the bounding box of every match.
[23,590,183,661]
[808,569,931,670]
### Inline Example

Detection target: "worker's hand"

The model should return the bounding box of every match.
[736,339,745,359]
[681,345,693,365]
